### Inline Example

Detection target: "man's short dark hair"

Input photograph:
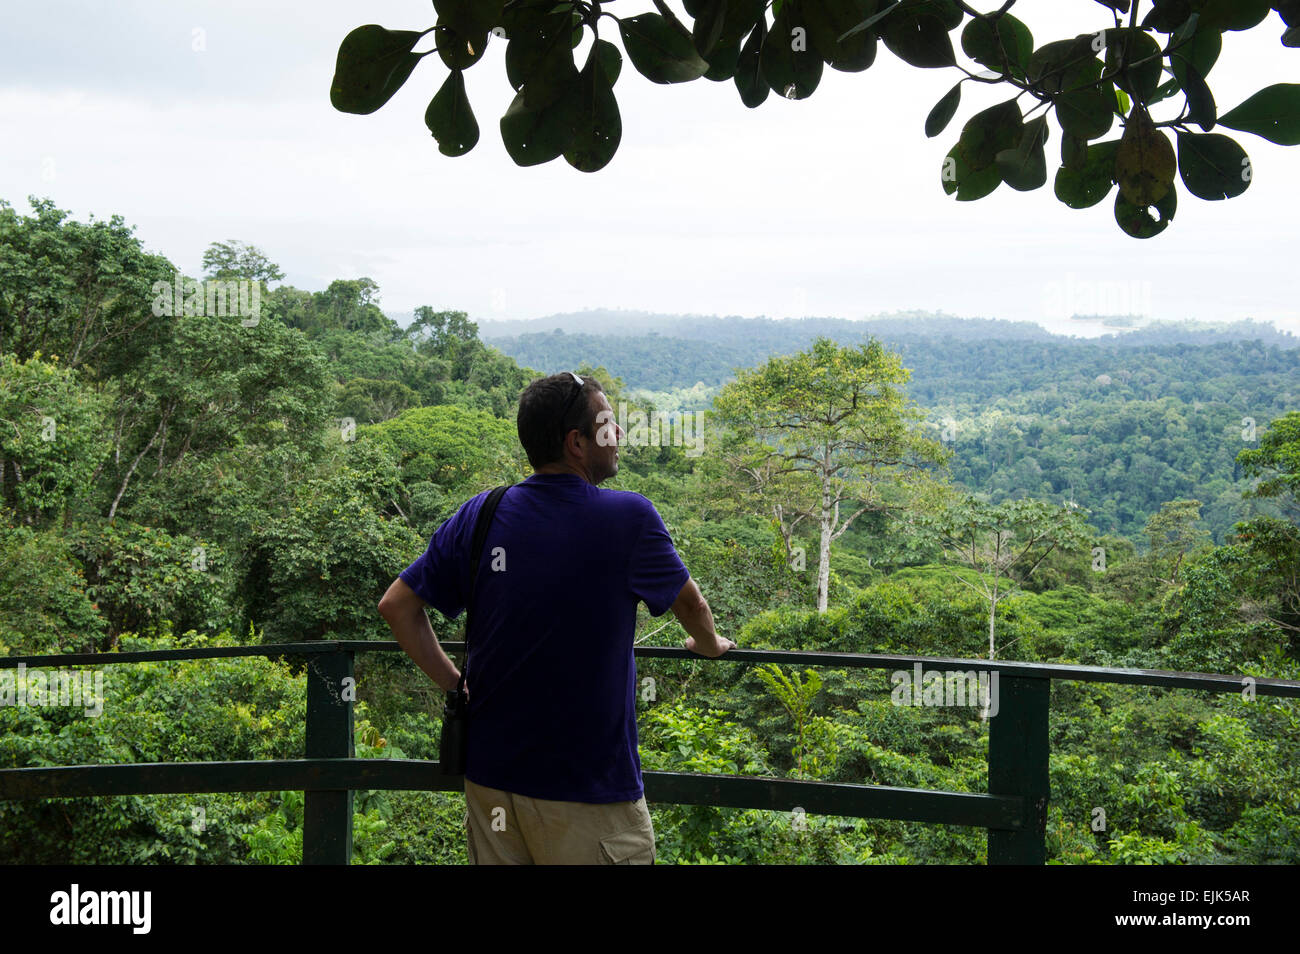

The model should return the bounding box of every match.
[517,373,605,469]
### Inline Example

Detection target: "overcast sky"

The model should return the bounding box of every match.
[2,1,1298,337]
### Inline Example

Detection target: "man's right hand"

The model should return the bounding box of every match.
[684,635,736,658]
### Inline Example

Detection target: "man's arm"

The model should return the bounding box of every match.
[670,578,735,658]
[378,577,462,692]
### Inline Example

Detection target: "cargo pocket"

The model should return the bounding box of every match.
[598,820,655,865]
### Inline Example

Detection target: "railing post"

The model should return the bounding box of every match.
[303,648,354,865]
[988,673,1050,864]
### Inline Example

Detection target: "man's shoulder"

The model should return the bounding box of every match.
[591,486,660,519]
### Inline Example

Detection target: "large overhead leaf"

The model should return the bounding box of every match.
[1176,131,1251,199]
[734,20,770,107]
[432,0,501,70]
[424,69,479,157]
[1027,35,1100,94]
[1114,107,1176,205]
[995,115,1048,191]
[804,0,880,72]
[330,25,425,115]
[960,13,1033,79]
[941,144,1001,200]
[883,7,956,68]
[704,39,743,81]
[564,41,623,172]
[1114,182,1177,237]
[1198,0,1271,32]
[1102,27,1163,104]
[957,98,1023,170]
[1054,138,1120,208]
[506,10,580,108]
[691,0,727,58]
[1055,83,1115,140]
[1218,84,1300,145]
[925,82,961,138]
[760,1,824,98]
[499,80,580,166]
[618,13,711,83]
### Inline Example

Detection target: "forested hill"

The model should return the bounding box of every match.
[478,311,1297,393]
[479,313,1298,541]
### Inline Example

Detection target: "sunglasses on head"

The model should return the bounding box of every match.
[558,371,585,436]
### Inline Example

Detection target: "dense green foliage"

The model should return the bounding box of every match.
[331,2,1300,237]
[2,199,1297,864]
[486,314,1298,540]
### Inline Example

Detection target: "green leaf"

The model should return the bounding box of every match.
[837,0,899,43]
[506,11,579,107]
[499,82,579,166]
[691,0,727,58]
[618,13,711,84]
[941,144,1001,200]
[960,13,1033,79]
[1060,131,1088,170]
[805,0,880,72]
[704,39,742,81]
[1114,107,1176,205]
[1176,131,1251,200]
[564,44,623,172]
[1168,16,1221,83]
[1056,84,1115,140]
[883,9,956,68]
[424,70,479,157]
[1182,63,1216,131]
[957,98,1023,170]
[330,25,424,115]
[718,0,769,47]
[760,1,823,98]
[734,21,770,107]
[1027,35,1099,94]
[1218,84,1300,145]
[1054,138,1119,208]
[595,36,623,85]
[1198,0,1271,32]
[1114,180,1177,238]
[1102,27,1163,104]
[925,82,962,138]
[434,20,489,71]
[996,115,1048,191]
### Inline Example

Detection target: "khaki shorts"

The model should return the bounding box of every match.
[463,777,656,865]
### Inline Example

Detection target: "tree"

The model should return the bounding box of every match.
[712,336,948,612]
[1143,497,1212,587]
[0,198,175,376]
[920,494,1092,661]
[202,240,286,285]
[331,1,1300,237]
[1238,410,1300,521]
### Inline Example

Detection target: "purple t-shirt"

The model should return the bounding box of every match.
[399,472,690,803]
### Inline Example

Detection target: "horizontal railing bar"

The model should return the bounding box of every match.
[4,642,1298,696]
[0,760,1022,830]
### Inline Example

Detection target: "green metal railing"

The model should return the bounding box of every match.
[2,641,1297,864]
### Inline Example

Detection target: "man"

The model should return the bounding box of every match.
[378,371,735,864]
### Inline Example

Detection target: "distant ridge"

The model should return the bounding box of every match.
[466,311,1296,392]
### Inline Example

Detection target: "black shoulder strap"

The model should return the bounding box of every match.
[458,484,511,692]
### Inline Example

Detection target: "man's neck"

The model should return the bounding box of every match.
[533,464,596,484]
